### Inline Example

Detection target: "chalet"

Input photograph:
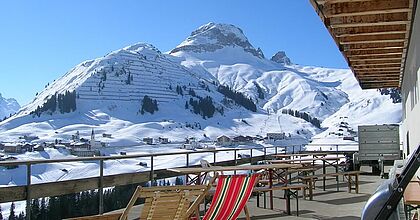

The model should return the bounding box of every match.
[216,135,232,146]
[102,133,112,138]
[232,135,252,144]
[267,132,285,141]
[3,144,24,154]
[143,137,154,145]
[158,137,169,144]
[34,145,45,152]
[70,148,99,157]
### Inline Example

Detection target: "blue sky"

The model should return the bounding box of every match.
[0,0,348,105]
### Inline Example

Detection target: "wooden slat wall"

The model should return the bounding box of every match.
[310,0,417,89]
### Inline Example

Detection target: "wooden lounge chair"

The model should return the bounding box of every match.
[119,179,216,220]
[190,174,260,220]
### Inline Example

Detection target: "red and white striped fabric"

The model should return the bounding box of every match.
[203,174,259,220]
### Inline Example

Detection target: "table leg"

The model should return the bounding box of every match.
[355,174,359,194]
[269,169,274,210]
[296,190,299,216]
[323,160,326,191]
[286,189,291,215]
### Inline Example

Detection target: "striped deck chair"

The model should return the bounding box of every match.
[201,174,260,220]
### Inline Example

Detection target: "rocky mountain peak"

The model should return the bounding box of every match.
[271,51,292,65]
[170,22,264,59]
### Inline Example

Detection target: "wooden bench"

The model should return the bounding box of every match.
[298,171,364,199]
[254,184,306,216]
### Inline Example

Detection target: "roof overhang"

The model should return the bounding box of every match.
[310,0,418,89]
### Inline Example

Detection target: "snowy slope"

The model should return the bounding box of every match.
[0,93,20,119]
[170,22,349,120]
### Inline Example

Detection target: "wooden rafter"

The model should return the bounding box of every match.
[310,0,415,89]
[323,0,410,18]
[339,33,406,43]
[348,54,403,60]
[333,24,407,36]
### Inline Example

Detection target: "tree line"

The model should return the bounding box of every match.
[186,96,216,119]
[217,85,257,112]
[30,91,77,117]
[281,109,321,128]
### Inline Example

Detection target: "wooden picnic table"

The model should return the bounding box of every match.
[269,156,346,191]
[168,163,301,213]
[404,181,420,219]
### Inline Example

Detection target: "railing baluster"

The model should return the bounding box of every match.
[150,155,154,183]
[26,163,31,220]
[99,159,104,214]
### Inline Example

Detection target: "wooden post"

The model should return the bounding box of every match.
[234,149,237,175]
[26,163,31,220]
[275,146,278,155]
[186,153,189,167]
[150,156,154,183]
[99,160,104,214]
[264,148,267,161]
[213,151,216,165]
[250,149,253,165]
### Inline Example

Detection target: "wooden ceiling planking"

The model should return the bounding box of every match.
[329,12,408,26]
[323,0,410,18]
[339,33,406,43]
[344,48,403,56]
[342,41,405,50]
[331,20,409,28]
[311,0,415,89]
[349,54,403,60]
[333,24,407,36]
[351,59,402,65]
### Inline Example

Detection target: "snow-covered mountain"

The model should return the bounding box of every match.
[170,22,350,120]
[0,93,20,119]
[0,22,401,145]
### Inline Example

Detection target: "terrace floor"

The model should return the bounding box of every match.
[114,167,385,220]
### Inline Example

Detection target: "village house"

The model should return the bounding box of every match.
[216,135,232,146]
[266,132,285,141]
[3,143,24,154]
[143,137,154,145]
[158,137,169,144]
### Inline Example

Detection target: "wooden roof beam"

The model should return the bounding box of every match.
[342,41,405,50]
[352,64,402,68]
[324,0,411,18]
[340,38,407,44]
[351,59,401,64]
[350,57,403,62]
[339,33,406,43]
[344,48,403,55]
[353,67,402,71]
[333,24,407,36]
[360,80,400,83]
[331,20,410,28]
[329,12,408,26]
[347,53,403,58]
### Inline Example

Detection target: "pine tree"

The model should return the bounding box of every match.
[40,198,47,220]
[31,199,40,219]
[9,202,16,220]
[0,204,3,220]
[185,101,189,109]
